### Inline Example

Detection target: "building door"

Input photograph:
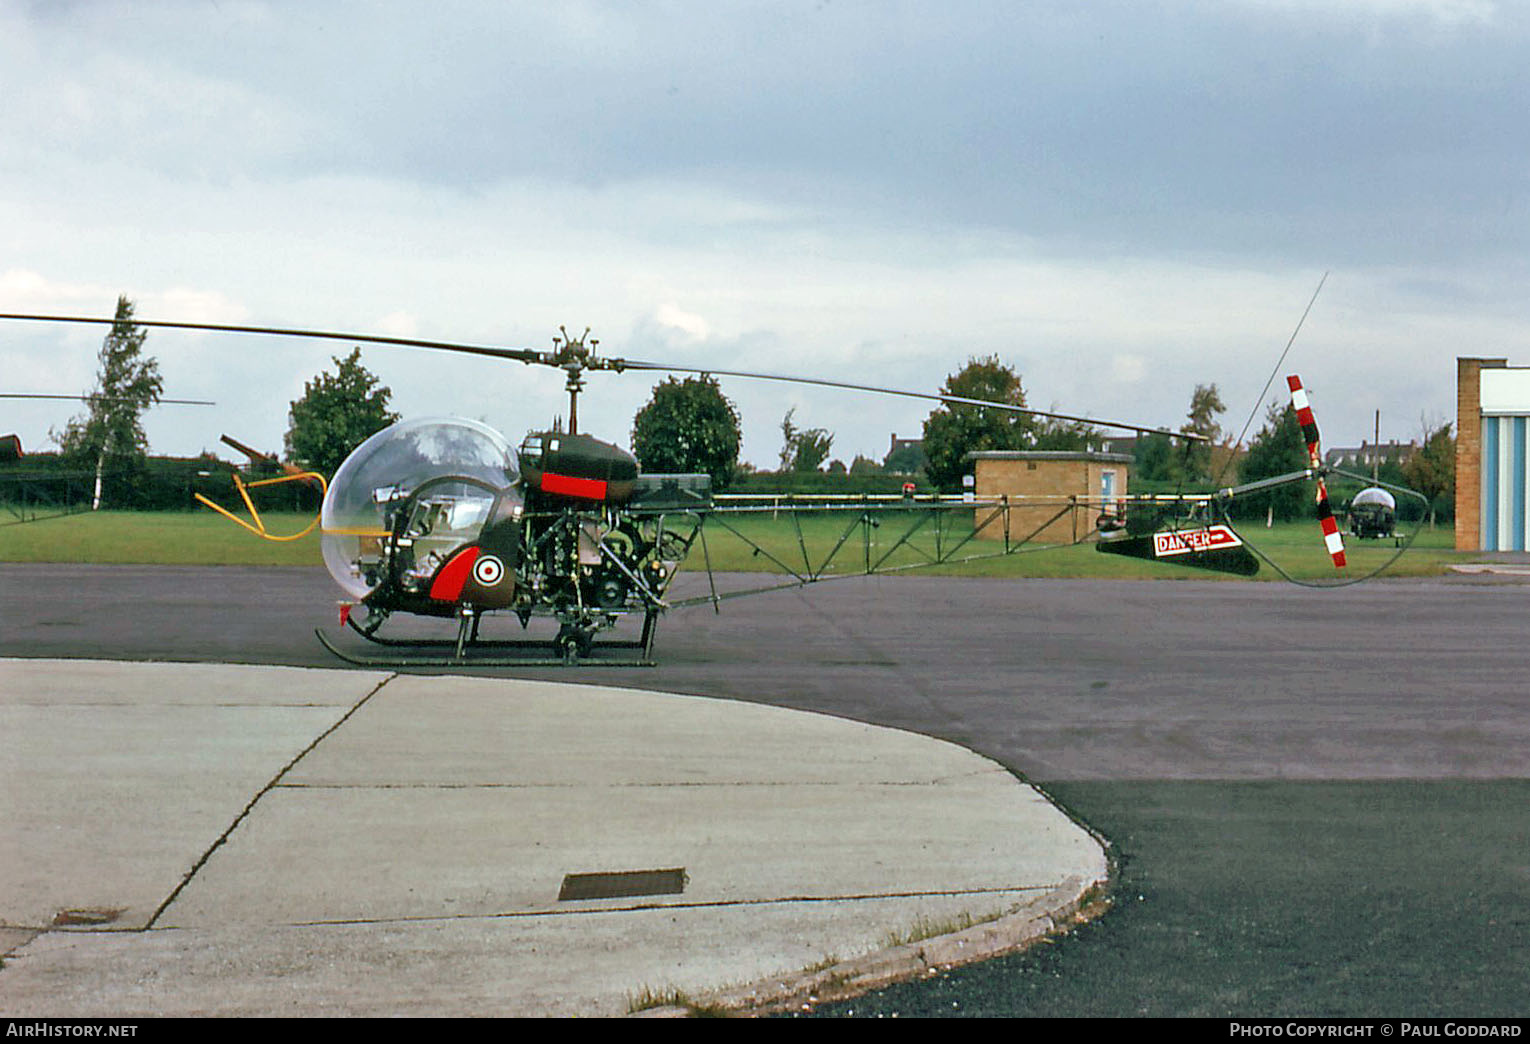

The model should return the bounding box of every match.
[1482,415,1528,551]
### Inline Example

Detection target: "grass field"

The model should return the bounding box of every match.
[0,505,1465,581]
[0,510,323,566]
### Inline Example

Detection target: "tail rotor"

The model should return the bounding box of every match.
[1286,375,1347,570]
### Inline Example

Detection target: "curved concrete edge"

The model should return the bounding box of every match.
[635,873,1110,1018]
[2,657,1110,1017]
[1448,563,1530,577]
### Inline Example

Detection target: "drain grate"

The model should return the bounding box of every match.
[558,867,687,901]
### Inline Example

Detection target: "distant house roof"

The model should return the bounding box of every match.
[966,450,1133,464]
[1324,441,1416,467]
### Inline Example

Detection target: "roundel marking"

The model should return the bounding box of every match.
[473,554,505,586]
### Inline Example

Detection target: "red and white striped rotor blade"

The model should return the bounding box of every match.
[1286,375,1347,569]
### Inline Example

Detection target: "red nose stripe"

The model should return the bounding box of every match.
[541,472,608,500]
[430,545,481,602]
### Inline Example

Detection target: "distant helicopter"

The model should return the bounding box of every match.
[0,388,214,522]
[1347,486,1399,541]
[0,312,1423,664]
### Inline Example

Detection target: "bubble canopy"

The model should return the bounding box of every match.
[320,417,521,599]
[1352,487,1397,510]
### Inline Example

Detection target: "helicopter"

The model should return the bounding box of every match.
[1,388,216,523]
[0,312,1423,665]
[1347,486,1399,541]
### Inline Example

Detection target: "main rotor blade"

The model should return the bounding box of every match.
[619,360,1205,442]
[0,392,215,405]
[0,313,550,366]
[2,312,1197,440]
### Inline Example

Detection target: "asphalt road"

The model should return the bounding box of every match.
[2,563,1528,1016]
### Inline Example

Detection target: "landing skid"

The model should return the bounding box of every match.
[315,610,661,668]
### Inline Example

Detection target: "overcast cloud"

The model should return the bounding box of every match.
[3,0,1527,467]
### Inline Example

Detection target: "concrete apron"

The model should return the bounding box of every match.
[0,659,1106,1017]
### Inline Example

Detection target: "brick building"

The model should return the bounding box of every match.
[1456,357,1530,551]
[968,450,1131,544]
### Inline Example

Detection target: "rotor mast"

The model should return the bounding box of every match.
[550,327,595,434]
[549,326,629,436]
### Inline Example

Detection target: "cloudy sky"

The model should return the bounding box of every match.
[3,0,1527,470]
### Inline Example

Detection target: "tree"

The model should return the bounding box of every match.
[1033,415,1100,451]
[778,409,798,471]
[1179,383,1227,482]
[1236,399,1308,522]
[849,454,884,476]
[1133,430,1177,483]
[1134,384,1226,485]
[285,348,400,477]
[1401,420,1454,528]
[778,407,834,472]
[56,295,163,510]
[1183,383,1226,443]
[921,356,1037,492]
[883,440,927,475]
[631,375,742,489]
